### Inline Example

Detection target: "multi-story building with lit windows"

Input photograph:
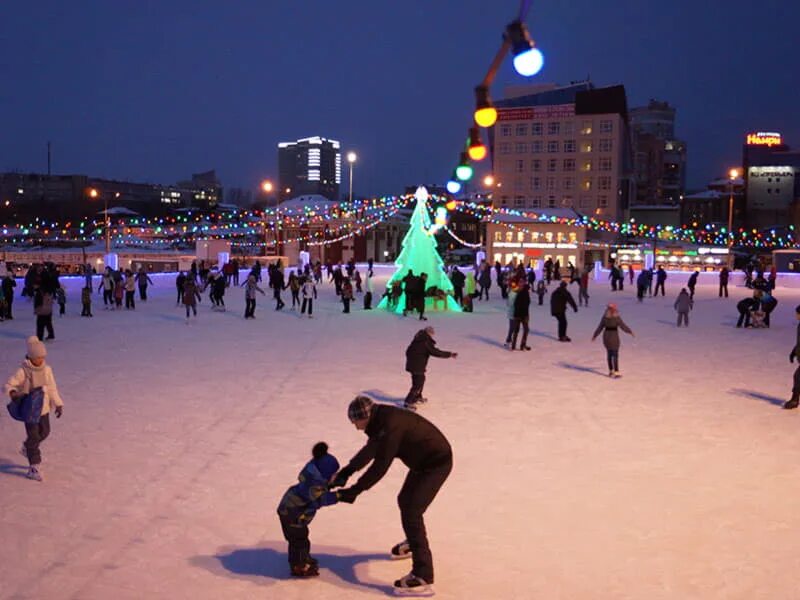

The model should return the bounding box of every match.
[277,136,341,201]
[486,81,634,269]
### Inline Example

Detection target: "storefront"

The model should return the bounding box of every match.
[653,245,729,271]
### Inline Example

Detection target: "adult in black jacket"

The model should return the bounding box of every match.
[2,274,16,319]
[550,281,578,341]
[736,297,759,328]
[785,305,800,409]
[404,327,457,407]
[450,267,465,306]
[510,283,531,350]
[334,396,453,592]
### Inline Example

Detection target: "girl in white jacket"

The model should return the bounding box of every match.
[4,336,64,481]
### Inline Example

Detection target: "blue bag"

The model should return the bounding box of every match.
[6,387,44,424]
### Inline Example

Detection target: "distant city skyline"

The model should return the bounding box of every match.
[1,1,798,197]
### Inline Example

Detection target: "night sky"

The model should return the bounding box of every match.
[1,0,798,198]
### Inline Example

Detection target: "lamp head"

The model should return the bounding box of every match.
[455,152,474,182]
[467,126,487,161]
[506,21,544,77]
[474,85,497,128]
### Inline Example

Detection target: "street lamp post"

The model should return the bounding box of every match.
[347,152,357,203]
[89,188,111,255]
[728,169,739,269]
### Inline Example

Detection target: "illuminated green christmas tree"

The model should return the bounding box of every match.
[378,187,461,314]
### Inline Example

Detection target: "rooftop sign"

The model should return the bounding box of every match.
[746,132,782,147]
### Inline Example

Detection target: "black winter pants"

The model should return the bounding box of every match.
[363,292,372,310]
[24,414,51,466]
[554,313,568,339]
[736,309,751,328]
[274,289,285,309]
[103,290,113,306]
[36,314,54,340]
[511,317,529,349]
[245,298,256,318]
[655,281,665,296]
[719,282,728,297]
[125,290,135,309]
[5,297,12,319]
[405,372,426,404]
[176,288,184,304]
[301,298,313,316]
[397,458,452,584]
[139,285,148,300]
[607,349,619,372]
[279,513,310,566]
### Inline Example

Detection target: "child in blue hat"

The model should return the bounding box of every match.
[277,442,340,577]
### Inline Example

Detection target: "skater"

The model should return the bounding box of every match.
[403,326,458,408]
[243,275,265,319]
[271,264,286,310]
[211,271,227,310]
[363,270,373,310]
[674,287,693,327]
[2,273,16,319]
[628,264,635,286]
[544,257,553,284]
[80,285,92,317]
[301,276,316,318]
[4,336,64,481]
[53,284,66,316]
[332,396,453,595]
[503,280,519,349]
[551,281,578,342]
[124,270,136,309]
[182,276,201,321]
[477,262,491,300]
[736,295,759,328]
[113,272,124,309]
[591,303,634,378]
[654,265,667,296]
[464,271,476,312]
[784,305,800,409]
[341,277,354,313]
[287,271,301,309]
[577,268,589,307]
[354,269,362,294]
[719,266,730,298]
[687,270,699,300]
[175,271,186,305]
[450,266,465,307]
[636,270,648,302]
[98,268,114,308]
[536,279,548,306]
[760,289,778,328]
[136,268,153,301]
[277,442,340,577]
[33,286,55,341]
[510,282,531,351]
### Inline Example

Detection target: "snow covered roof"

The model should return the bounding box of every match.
[277,195,339,213]
[491,207,585,223]
[97,206,141,216]
[684,190,723,200]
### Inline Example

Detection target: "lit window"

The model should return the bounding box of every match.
[581,121,593,135]
[494,231,503,242]
[517,231,525,241]
[580,142,593,153]
[581,160,592,172]
[505,231,514,242]
[581,179,592,191]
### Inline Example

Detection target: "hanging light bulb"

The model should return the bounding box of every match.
[467,126,487,161]
[506,20,544,77]
[446,171,462,194]
[474,85,497,128]
[455,152,474,182]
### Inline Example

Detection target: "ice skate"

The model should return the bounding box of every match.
[26,466,43,482]
[613,371,622,379]
[521,345,531,351]
[783,399,799,410]
[393,572,434,596]
[290,560,319,577]
[403,400,417,411]
[390,540,411,560]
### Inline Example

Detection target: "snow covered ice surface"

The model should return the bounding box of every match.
[2,266,800,600]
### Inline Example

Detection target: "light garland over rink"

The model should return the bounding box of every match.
[1,193,799,249]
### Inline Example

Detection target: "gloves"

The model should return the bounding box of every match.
[330,467,354,489]
[337,488,360,504]
[55,406,63,419]
[450,352,458,359]
[791,351,796,364]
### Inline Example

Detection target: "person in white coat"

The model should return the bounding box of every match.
[301,276,316,318]
[4,336,64,481]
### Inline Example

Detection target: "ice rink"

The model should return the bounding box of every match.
[1,266,799,599]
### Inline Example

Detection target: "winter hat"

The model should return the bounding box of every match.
[26,336,46,360]
[424,326,436,337]
[795,304,800,314]
[347,395,375,422]
[311,442,340,480]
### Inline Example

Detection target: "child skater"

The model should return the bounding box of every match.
[4,336,64,481]
[591,302,634,378]
[277,442,340,577]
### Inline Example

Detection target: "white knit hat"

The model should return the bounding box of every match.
[26,336,47,360]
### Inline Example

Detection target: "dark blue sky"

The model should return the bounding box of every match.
[1,1,798,197]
